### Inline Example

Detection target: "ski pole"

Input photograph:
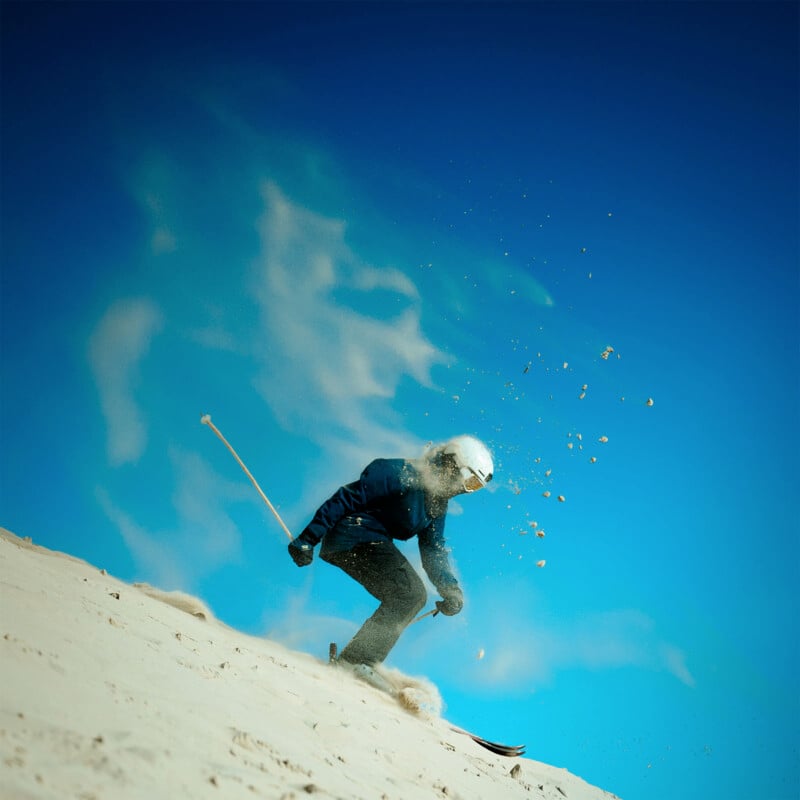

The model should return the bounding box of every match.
[200,414,294,541]
[410,608,439,625]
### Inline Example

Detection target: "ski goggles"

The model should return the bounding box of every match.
[461,467,487,493]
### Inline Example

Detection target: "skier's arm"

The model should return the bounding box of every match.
[418,519,459,593]
[418,521,463,615]
[298,481,362,546]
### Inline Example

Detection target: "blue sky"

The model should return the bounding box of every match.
[1,2,797,798]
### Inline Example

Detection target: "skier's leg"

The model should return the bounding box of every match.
[325,541,426,666]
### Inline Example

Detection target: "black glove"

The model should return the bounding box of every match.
[435,585,464,616]
[288,532,316,567]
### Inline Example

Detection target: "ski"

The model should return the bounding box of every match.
[450,725,526,757]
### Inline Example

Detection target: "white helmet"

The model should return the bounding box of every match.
[442,435,494,492]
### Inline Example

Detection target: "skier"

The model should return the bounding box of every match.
[287,435,494,672]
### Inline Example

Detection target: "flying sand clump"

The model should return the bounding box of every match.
[513,337,656,579]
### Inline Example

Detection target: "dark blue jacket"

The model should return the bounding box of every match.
[299,458,458,594]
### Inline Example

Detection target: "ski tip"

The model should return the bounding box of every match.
[478,740,526,757]
[450,726,526,758]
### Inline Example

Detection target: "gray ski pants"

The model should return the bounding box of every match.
[324,540,427,666]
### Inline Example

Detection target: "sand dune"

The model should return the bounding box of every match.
[0,528,618,799]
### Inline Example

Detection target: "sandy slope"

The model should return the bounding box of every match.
[0,528,619,800]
